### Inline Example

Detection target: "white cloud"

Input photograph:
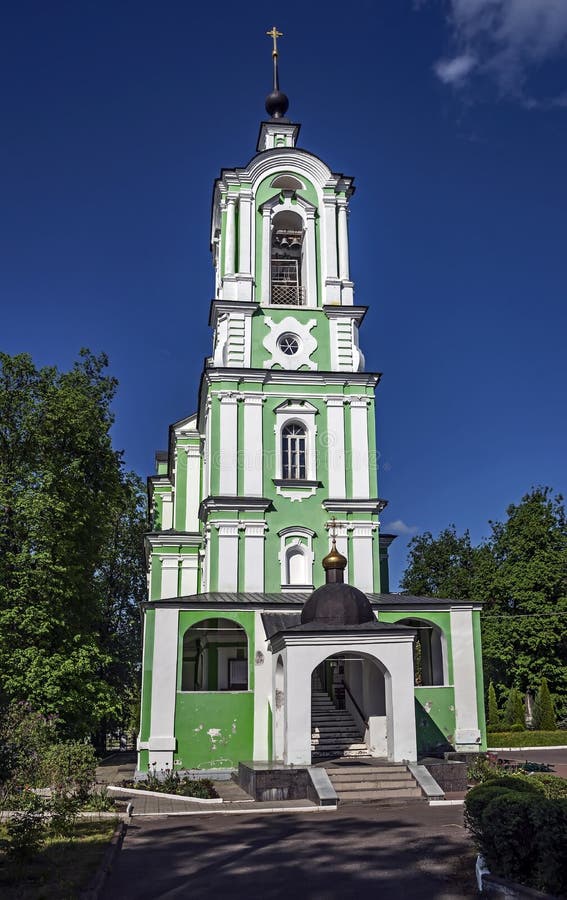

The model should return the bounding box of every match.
[434,53,477,84]
[425,0,567,97]
[383,519,418,536]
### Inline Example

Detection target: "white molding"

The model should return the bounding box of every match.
[262,316,318,371]
[278,527,315,588]
[273,400,317,482]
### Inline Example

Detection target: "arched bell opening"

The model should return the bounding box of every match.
[271,210,305,306]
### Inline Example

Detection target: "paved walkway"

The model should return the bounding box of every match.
[102,803,476,899]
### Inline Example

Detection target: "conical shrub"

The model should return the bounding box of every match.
[533,678,556,731]
[487,682,501,729]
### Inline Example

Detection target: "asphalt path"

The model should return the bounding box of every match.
[102,803,477,900]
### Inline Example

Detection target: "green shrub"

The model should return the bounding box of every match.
[481,775,542,794]
[508,723,525,732]
[533,678,556,731]
[503,688,525,729]
[465,785,520,843]
[531,774,567,800]
[41,741,98,800]
[81,787,116,811]
[531,798,567,895]
[486,730,565,747]
[48,793,79,838]
[487,682,501,730]
[480,793,540,885]
[5,791,46,862]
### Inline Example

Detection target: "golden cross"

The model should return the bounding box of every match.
[267,26,283,57]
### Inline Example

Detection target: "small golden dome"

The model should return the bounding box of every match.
[322,538,347,571]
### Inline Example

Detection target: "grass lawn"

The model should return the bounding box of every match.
[487,731,567,747]
[0,819,118,899]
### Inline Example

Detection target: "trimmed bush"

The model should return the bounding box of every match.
[503,688,525,729]
[531,798,567,895]
[480,793,541,886]
[480,775,542,794]
[509,723,525,732]
[531,774,567,800]
[487,730,565,747]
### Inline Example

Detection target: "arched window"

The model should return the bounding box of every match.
[278,527,315,589]
[282,423,306,480]
[181,617,248,692]
[271,210,305,306]
[271,175,305,191]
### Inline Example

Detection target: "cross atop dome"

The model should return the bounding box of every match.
[264,25,290,120]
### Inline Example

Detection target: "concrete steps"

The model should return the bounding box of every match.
[311,690,371,760]
[324,763,424,804]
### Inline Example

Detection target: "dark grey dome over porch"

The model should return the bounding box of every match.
[301,582,375,626]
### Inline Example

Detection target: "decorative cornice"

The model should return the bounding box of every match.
[199,495,272,521]
[322,498,388,513]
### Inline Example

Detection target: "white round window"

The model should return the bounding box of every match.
[278,333,300,356]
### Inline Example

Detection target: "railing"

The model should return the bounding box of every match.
[344,681,369,729]
[271,283,305,306]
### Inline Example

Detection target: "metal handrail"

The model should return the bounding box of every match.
[344,681,369,729]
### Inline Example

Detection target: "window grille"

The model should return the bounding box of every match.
[271,260,305,306]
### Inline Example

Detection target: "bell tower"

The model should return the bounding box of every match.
[147,28,390,604]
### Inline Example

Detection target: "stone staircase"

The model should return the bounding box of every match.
[311,690,370,759]
[324,762,424,804]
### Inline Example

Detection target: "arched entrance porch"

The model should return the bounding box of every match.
[312,653,389,759]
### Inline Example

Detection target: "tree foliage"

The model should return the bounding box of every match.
[400,488,567,716]
[0,351,146,738]
[487,681,501,729]
[533,678,556,731]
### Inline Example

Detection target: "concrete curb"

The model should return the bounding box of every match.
[476,855,556,898]
[108,785,222,804]
[429,799,464,806]
[488,745,567,752]
[132,804,337,817]
[79,820,126,900]
[407,763,444,801]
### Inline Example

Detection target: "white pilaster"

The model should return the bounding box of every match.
[253,611,272,759]
[244,522,266,592]
[218,393,238,495]
[450,606,481,748]
[224,196,236,276]
[337,201,350,281]
[160,556,179,599]
[148,607,179,768]
[305,208,317,307]
[184,444,201,532]
[243,395,264,496]
[216,523,239,591]
[261,207,271,303]
[349,396,370,498]
[238,190,252,275]
[180,555,199,596]
[323,196,338,280]
[161,494,173,530]
[326,397,346,498]
[352,523,375,592]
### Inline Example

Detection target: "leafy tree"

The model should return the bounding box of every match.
[487,681,501,729]
[533,678,556,731]
[400,488,567,717]
[400,526,478,599]
[0,351,145,738]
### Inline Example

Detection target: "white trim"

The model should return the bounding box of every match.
[274,400,318,482]
[148,607,179,769]
[278,527,315,588]
[183,444,201,532]
[218,393,238,495]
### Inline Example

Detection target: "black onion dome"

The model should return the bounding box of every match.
[265,89,289,119]
[301,582,375,626]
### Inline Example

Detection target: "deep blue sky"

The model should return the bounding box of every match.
[2,1,566,588]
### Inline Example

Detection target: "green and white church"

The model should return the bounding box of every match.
[137,36,486,775]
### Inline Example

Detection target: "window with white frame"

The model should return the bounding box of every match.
[278,527,315,589]
[282,422,306,480]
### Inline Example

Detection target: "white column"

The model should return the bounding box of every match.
[326,397,346,498]
[184,444,201,532]
[180,555,199,596]
[203,401,212,498]
[216,523,239,591]
[244,522,266,591]
[160,556,179,599]
[322,196,338,280]
[243,395,264,496]
[305,209,317,307]
[383,641,418,762]
[352,524,374,592]
[450,606,481,748]
[283,648,312,765]
[334,522,349,581]
[261,207,271,303]
[238,190,252,275]
[161,493,173,529]
[253,611,272,759]
[337,201,350,281]
[218,394,238,495]
[349,397,370,498]
[224,196,237,276]
[148,607,179,768]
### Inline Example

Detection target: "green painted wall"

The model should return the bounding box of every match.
[414,687,456,754]
[175,693,254,769]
